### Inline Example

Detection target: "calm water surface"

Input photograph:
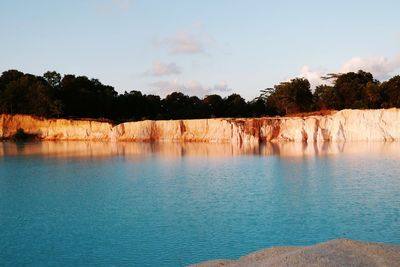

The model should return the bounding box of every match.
[0,141,399,266]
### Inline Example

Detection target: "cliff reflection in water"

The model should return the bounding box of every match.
[1,141,400,158]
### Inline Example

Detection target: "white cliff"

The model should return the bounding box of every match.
[0,114,113,140]
[114,108,400,143]
[1,108,400,143]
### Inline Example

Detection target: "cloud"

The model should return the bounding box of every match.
[339,55,400,80]
[298,53,400,89]
[144,61,181,76]
[299,66,327,89]
[154,22,215,55]
[149,79,231,97]
[163,31,203,54]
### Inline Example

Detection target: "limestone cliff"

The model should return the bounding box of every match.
[0,114,113,140]
[1,109,400,143]
[114,108,400,143]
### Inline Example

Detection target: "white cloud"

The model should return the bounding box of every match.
[155,22,215,55]
[299,66,327,89]
[149,79,231,97]
[299,53,400,89]
[163,31,203,54]
[144,61,181,76]
[339,55,400,80]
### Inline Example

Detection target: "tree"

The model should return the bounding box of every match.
[266,78,313,115]
[363,82,381,108]
[313,85,338,110]
[0,70,24,89]
[203,94,225,118]
[325,70,378,109]
[143,94,162,120]
[0,72,62,116]
[162,92,192,119]
[248,98,267,117]
[43,71,61,88]
[58,74,117,118]
[258,87,275,102]
[381,75,400,108]
[224,93,248,117]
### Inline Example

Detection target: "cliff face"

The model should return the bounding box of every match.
[0,114,113,140]
[115,108,400,143]
[1,109,400,143]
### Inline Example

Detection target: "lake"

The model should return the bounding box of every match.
[0,141,399,266]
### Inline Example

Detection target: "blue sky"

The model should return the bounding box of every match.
[1,0,399,99]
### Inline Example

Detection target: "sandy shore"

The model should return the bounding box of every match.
[189,239,400,267]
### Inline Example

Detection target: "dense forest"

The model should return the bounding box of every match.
[0,69,399,122]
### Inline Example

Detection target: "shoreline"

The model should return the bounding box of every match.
[189,239,400,267]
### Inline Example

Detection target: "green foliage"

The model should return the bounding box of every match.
[224,94,248,117]
[313,85,338,110]
[202,94,225,118]
[265,78,313,115]
[325,70,378,109]
[43,71,61,88]
[0,72,62,116]
[363,82,381,108]
[248,98,267,117]
[381,75,400,108]
[59,75,117,118]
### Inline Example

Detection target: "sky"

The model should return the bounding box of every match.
[1,0,400,100]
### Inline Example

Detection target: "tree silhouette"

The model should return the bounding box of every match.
[0,69,399,120]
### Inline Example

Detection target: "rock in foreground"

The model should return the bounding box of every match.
[189,239,400,267]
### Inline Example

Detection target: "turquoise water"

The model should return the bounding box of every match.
[0,141,399,266]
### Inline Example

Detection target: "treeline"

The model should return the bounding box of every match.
[262,71,400,115]
[0,69,399,121]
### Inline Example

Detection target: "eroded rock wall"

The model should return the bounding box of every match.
[0,114,113,140]
[1,109,400,143]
